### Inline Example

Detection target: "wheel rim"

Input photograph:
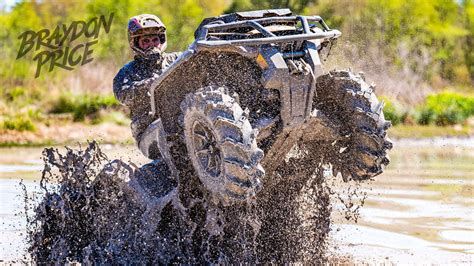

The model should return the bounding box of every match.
[192,121,222,178]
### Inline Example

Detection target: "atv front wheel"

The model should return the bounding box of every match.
[313,70,393,181]
[180,86,264,203]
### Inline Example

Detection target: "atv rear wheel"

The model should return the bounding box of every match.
[313,70,393,181]
[180,86,264,204]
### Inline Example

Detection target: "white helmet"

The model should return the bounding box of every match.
[127,14,167,57]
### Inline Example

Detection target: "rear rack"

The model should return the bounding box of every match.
[195,15,341,47]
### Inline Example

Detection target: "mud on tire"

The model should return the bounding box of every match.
[180,86,264,204]
[313,70,393,181]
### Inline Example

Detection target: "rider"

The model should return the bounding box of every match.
[113,14,181,160]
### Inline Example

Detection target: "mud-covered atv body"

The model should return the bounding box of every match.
[139,9,392,204]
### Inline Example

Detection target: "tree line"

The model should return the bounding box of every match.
[1,0,472,91]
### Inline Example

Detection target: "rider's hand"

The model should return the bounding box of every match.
[146,73,161,86]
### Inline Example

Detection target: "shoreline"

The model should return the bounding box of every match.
[0,122,134,147]
[393,136,474,148]
[0,122,472,148]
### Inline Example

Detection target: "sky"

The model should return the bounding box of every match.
[1,0,19,11]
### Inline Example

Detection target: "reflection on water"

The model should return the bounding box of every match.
[331,138,474,264]
[0,139,473,263]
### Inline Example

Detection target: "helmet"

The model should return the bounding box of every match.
[128,14,167,57]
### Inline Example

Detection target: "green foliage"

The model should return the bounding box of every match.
[2,0,230,69]
[226,0,311,13]
[1,0,473,135]
[382,92,474,126]
[0,61,32,81]
[389,124,471,138]
[380,96,407,126]
[4,86,26,101]
[2,115,36,131]
[50,93,119,121]
[1,85,43,108]
[311,0,473,85]
[84,0,230,58]
[464,0,474,80]
[226,0,474,85]
[416,92,474,125]
[2,0,472,85]
[27,108,43,121]
[91,111,130,125]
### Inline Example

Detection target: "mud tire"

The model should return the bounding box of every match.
[313,70,393,181]
[180,86,264,203]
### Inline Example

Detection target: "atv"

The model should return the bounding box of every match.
[138,9,392,205]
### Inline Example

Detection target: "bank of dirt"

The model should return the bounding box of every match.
[0,122,133,147]
[1,122,471,147]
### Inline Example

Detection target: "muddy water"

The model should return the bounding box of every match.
[0,139,473,263]
[330,138,474,264]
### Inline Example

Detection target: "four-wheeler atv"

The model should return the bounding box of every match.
[138,9,392,204]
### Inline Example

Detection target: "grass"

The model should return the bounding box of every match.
[0,80,472,147]
[380,91,473,139]
[1,115,36,132]
[0,140,55,148]
[380,96,408,126]
[389,124,471,139]
[423,183,471,197]
[381,92,474,127]
[416,92,474,126]
[91,111,129,126]
[50,93,119,121]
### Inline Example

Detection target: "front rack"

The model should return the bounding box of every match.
[195,15,341,47]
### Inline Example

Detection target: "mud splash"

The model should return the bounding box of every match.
[24,141,362,263]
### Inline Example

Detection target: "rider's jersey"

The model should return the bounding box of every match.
[113,52,181,141]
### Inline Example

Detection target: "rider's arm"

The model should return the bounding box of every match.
[113,67,156,106]
[162,52,183,69]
